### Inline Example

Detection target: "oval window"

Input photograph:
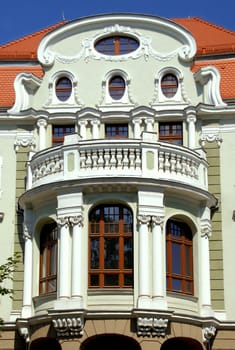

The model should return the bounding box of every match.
[161,74,178,98]
[95,35,139,55]
[109,76,125,100]
[55,77,72,101]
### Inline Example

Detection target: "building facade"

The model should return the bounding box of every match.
[1,13,235,350]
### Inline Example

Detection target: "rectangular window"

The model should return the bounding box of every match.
[105,124,128,139]
[159,122,183,145]
[52,125,75,146]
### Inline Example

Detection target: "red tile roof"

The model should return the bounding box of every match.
[174,17,235,55]
[0,66,43,107]
[0,21,67,60]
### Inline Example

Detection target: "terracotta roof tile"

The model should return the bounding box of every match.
[0,66,43,106]
[0,21,67,60]
[173,17,235,55]
[192,59,235,99]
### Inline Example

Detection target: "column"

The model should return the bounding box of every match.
[133,118,142,139]
[22,213,33,318]
[37,118,47,151]
[91,119,100,139]
[137,215,151,308]
[186,112,196,149]
[144,117,154,132]
[152,216,167,309]
[200,206,214,316]
[78,120,87,139]
[70,215,84,306]
[57,217,71,300]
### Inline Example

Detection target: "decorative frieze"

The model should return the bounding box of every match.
[137,317,168,337]
[14,132,36,152]
[52,317,84,337]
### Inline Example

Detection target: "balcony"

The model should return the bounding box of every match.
[27,133,208,192]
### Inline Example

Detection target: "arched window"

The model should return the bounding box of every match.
[39,222,58,295]
[89,204,133,288]
[161,73,178,98]
[166,219,193,295]
[55,77,72,101]
[108,76,125,100]
[95,36,139,55]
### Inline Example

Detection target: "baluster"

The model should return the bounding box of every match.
[110,149,117,169]
[104,149,110,169]
[135,149,141,170]
[123,149,129,169]
[116,149,123,169]
[80,150,86,169]
[175,154,182,173]
[92,150,98,169]
[164,152,170,172]
[170,153,176,173]
[129,149,135,169]
[98,149,104,168]
[86,150,92,170]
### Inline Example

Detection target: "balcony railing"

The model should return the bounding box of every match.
[27,133,208,191]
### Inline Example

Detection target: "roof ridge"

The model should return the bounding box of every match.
[0,20,67,49]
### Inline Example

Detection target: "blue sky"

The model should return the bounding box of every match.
[1,0,235,45]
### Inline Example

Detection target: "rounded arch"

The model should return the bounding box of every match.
[161,337,203,350]
[164,212,197,237]
[30,337,61,350]
[81,334,141,350]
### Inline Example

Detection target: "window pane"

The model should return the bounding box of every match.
[172,243,181,274]
[50,244,57,275]
[90,275,99,286]
[91,238,99,269]
[56,77,72,101]
[95,36,139,55]
[124,238,133,269]
[172,278,182,291]
[109,76,125,100]
[104,238,119,269]
[104,274,119,286]
[104,206,119,233]
[124,274,133,286]
[161,74,178,98]
[48,278,56,293]
[185,246,191,276]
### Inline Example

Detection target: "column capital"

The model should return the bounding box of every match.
[78,119,88,126]
[90,119,100,126]
[186,114,197,124]
[69,215,84,227]
[137,215,151,225]
[57,216,70,228]
[151,215,164,227]
[201,221,212,239]
[36,118,48,128]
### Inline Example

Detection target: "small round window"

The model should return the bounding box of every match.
[95,36,139,56]
[109,76,125,100]
[55,77,72,101]
[161,74,178,98]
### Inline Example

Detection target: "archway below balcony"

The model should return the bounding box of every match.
[29,337,61,350]
[161,337,203,350]
[81,334,141,350]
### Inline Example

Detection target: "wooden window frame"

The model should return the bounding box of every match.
[166,220,194,295]
[52,125,75,146]
[95,36,139,56]
[161,73,178,98]
[159,122,183,145]
[39,222,58,295]
[108,75,126,100]
[89,204,133,288]
[105,123,128,139]
[55,77,72,101]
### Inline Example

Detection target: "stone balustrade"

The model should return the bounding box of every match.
[28,134,208,191]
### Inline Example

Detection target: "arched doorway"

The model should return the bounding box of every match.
[30,337,61,350]
[161,337,203,350]
[81,334,141,350]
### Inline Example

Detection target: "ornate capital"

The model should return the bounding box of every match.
[137,215,151,225]
[23,223,32,241]
[69,215,84,227]
[57,216,70,228]
[200,133,222,148]
[37,118,48,128]
[137,317,168,337]
[151,216,164,227]
[201,223,212,239]
[52,317,84,338]
[14,133,36,152]
[202,325,216,343]
[186,114,197,124]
